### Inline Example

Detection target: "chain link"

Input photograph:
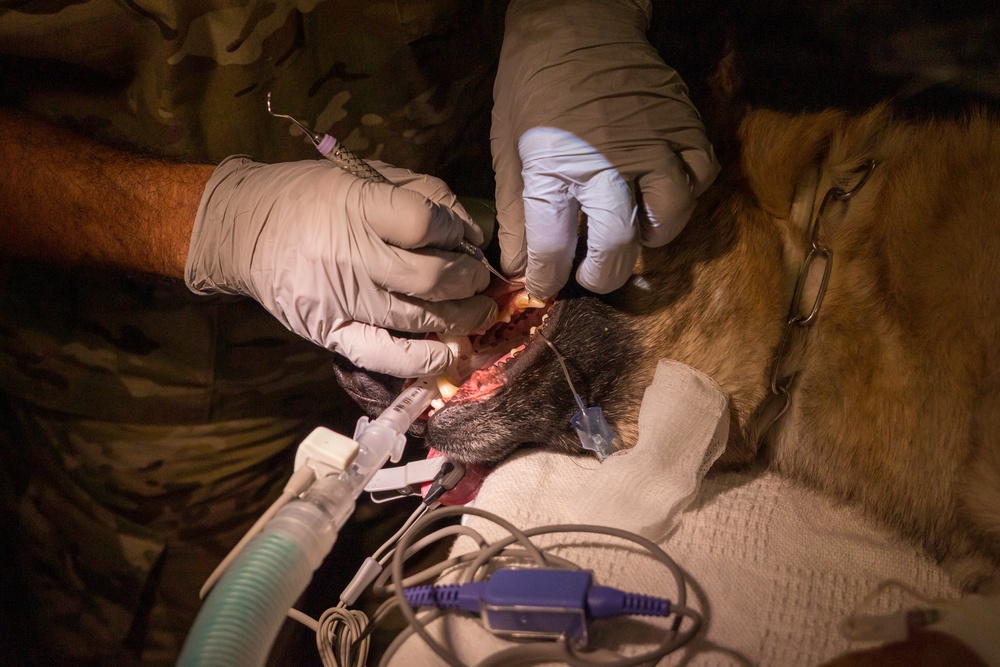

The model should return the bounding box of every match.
[761,159,877,436]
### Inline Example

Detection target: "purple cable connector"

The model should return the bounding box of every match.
[586,584,671,619]
[404,568,672,641]
[405,582,485,613]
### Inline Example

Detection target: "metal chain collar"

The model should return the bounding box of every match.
[759,159,877,438]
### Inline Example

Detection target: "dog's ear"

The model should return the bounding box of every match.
[738,108,847,221]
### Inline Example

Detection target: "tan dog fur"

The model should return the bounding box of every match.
[610,104,1000,589]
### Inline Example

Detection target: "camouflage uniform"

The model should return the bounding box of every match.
[0,1,501,664]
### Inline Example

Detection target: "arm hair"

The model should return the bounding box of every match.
[0,108,215,278]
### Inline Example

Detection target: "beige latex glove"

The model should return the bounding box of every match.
[492,0,720,300]
[186,157,497,378]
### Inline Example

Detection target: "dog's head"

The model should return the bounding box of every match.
[334,106,893,468]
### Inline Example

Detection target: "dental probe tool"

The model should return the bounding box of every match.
[266,92,514,283]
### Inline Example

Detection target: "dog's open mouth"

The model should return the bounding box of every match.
[427,280,560,416]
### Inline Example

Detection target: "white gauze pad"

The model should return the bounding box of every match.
[570,359,729,541]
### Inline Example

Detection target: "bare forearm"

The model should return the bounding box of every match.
[0,108,214,277]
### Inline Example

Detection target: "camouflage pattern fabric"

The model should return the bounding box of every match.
[0,1,501,664]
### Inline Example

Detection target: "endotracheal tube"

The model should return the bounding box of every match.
[177,377,439,667]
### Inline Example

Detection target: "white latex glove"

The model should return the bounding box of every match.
[492,0,720,300]
[185,156,497,378]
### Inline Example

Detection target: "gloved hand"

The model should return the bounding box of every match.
[492,0,720,300]
[185,156,497,378]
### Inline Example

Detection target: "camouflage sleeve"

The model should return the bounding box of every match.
[0,0,145,71]
[0,0,500,194]
[0,2,503,665]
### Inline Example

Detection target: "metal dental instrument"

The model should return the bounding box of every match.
[266,92,513,283]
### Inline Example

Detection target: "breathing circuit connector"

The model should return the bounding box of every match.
[179,377,440,667]
[404,569,672,644]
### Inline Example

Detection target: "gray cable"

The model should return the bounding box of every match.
[387,505,703,667]
[372,502,433,563]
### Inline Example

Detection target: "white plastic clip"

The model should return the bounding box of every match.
[364,457,448,501]
[293,426,360,478]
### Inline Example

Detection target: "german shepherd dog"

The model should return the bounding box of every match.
[336,5,1000,594]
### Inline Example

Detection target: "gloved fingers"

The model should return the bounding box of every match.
[652,123,721,199]
[357,177,468,251]
[368,162,484,246]
[417,294,498,335]
[356,290,498,337]
[574,169,641,294]
[373,246,490,301]
[491,110,528,278]
[634,149,696,248]
[521,171,580,301]
[678,142,721,199]
[327,322,457,378]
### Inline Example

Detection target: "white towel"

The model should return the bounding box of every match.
[384,360,962,666]
[570,360,728,540]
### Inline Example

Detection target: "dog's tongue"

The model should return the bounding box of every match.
[421,448,490,505]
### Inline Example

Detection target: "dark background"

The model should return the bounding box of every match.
[650,1,1000,162]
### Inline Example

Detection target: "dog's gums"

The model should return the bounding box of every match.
[430,285,554,412]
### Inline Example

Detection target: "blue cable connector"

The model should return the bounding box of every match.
[404,569,671,644]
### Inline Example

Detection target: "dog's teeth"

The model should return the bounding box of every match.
[530,326,537,335]
[510,347,520,358]
[430,398,445,411]
[436,376,460,400]
[514,292,547,310]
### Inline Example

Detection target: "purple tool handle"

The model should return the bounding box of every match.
[316,134,337,156]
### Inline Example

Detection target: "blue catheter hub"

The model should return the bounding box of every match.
[571,405,615,461]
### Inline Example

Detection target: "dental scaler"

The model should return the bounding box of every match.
[266,93,511,283]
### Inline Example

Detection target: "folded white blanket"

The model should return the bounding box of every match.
[386,361,961,666]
